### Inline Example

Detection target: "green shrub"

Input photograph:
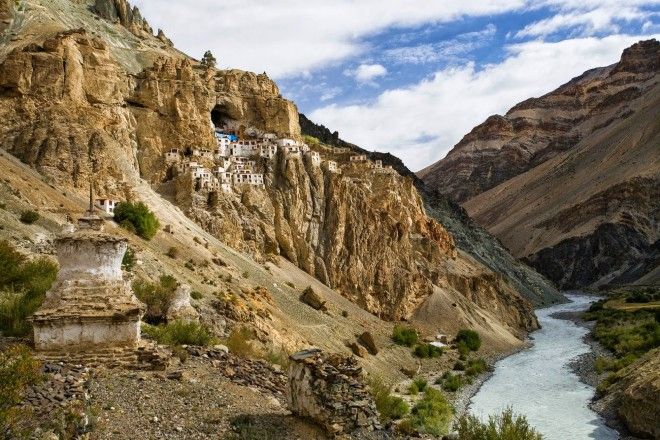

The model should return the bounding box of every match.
[1,345,43,435]
[114,201,160,240]
[392,325,418,347]
[457,340,470,358]
[0,241,58,336]
[19,210,39,224]
[465,358,488,377]
[121,247,136,271]
[453,361,466,371]
[225,326,259,358]
[413,377,428,392]
[454,407,543,440]
[132,275,178,324]
[142,320,214,346]
[405,387,453,437]
[190,290,203,300]
[413,343,443,358]
[368,376,409,422]
[456,329,481,351]
[441,372,464,392]
[265,346,290,369]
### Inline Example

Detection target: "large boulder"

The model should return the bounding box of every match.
[300,286,326,311]
[166,284,200,322]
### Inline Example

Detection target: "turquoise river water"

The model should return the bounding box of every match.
[469,294,619,440]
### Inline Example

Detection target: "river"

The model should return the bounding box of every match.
[469,294,619,439]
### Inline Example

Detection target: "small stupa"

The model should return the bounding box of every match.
[31,185,144,351]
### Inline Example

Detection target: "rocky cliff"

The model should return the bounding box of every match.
[300,115,562,306]
[594,348,660,439]
[420,40,660,289]
[0,0,539,343]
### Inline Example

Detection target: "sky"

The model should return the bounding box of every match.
[132,0,660,171]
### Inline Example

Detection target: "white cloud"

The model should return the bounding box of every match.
[345,64,388,83]
[385,24,497,64]
[130,0,528,78]
[310,34,658,171]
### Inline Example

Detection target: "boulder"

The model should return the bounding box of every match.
[348,342,368,358]
[166,284,200,322]
[358,331,378,355]
[300,286,326,311]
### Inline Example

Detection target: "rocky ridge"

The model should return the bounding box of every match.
[420,40,660,289]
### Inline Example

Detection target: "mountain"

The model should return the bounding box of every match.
[0,0,546,369]
[420,40,660,290]
[300,114,562,306]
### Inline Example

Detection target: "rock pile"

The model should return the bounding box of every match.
[286,349,380,437]
[185,346,287,398]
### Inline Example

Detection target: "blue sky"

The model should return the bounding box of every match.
[133,0,659,170]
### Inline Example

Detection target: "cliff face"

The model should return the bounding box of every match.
[300,115,561,307]
[0,0,538,338]
[421,40,660,289]
[594,349,660,439]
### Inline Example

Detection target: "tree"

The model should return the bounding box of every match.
[201,50,217,68]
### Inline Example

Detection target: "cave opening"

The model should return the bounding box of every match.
[211,104,231,130]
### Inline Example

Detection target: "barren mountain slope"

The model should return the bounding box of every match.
[0,0,541,360]
[421,40,660,289]
[464,81,659,288]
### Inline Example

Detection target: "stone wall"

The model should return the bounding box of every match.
[286,349,380,437]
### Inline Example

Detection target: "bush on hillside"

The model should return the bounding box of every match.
[19,210,40,224]
[368,375,409,422]
[113,201,160,240]
[456,329,481,351]
[413,343,443,358]
[0,241,58,336]
[132,275,178,324]
[454,407,543,440]
[121,247,136,271]
[465,358,489,377]
[402,387,453,437]
[142,320,214,346]
[392,325,418,347]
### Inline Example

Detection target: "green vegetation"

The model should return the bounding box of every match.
[454,407,543,440]
[456,329,482,352]
[200,50,217,68]
[229,415,278,440]
[583,295,659,395]
[1,344,43,437]
[190,290,203,300]
[19,210,40,224]
[402,387,453,437]
[392,325,418,347]
[465,358,489,377]
[121,247,136,271]
[302,135,320,145]
[625,288,659,304]
[265,346,290,369]
[368,376,409,422]
[0,241,58,336]
[132,275,178,324]
[166,247,179,259]
[408,376,428,395]
[436,371,465,392]
[413,343,443,358]
[113,201,160,240]
[142,320,215,346]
